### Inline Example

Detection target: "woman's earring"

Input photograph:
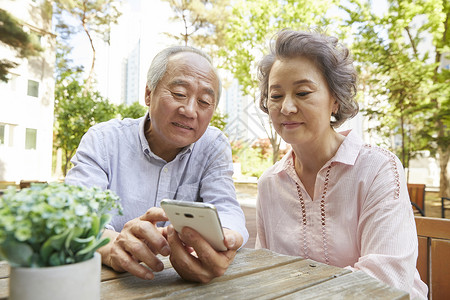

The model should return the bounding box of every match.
[331,103,338,123]
[330,113,337,123]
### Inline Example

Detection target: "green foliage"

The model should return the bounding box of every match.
[162,0,231,58]
[230,139,274,178]
[343,0,449,195]
[205,0,340,163]
[210,111,228,131]
[0,9,42,82]
[218,0,340,96]
[240,146,273,178]
[116,102,147,119]
[0,183,122,267]
[54,0,122,90]
[54,76,117,175]
[52,42,145,177]
[165,0,343,163]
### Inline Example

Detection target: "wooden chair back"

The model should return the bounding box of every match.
[0,181,17,189]
[442,197,450,218]
[408,183,426,216]
[415,216,450,299]
[0,181,18,196]
[19,180,47,189]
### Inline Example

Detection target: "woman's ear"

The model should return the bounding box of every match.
[332,100,339,115]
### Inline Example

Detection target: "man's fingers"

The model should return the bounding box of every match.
[167,225,213,283]
[114,228,166,270]
[140,207,169,223]
[105,212,173,281]
[180,227,230,277]
[109,240,157,280]
[124,216,171,257]
[223,228,243,251]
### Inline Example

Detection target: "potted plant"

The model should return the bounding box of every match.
[0,182,122,300]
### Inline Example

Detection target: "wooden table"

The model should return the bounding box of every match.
[0,248,409,299]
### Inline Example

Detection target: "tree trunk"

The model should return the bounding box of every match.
[63,149,74,177]
[400,106,406,167]
[63,149,69,177]
[83,23,96,92]
[80,2,96,93]
[270,135,280,165]
[438,147,450,198]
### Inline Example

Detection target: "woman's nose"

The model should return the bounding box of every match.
[280,96,297,115]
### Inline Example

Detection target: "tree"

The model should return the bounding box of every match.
[165,0,341,164]
[0,9,42,82]
[54,60,117,175]
[162,0,230,51]
[54,0,122,91]
[217,0,341,164]
[210,111,227,131]
[116,102,147,119]
[344,0,450,196]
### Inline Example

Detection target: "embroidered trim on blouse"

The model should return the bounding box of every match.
[295,164,333,265]
[295,182,308,258]
[363,144,400,200]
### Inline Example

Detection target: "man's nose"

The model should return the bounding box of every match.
[179,98,196,118]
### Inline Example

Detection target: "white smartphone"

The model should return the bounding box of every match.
[160,199,227,251]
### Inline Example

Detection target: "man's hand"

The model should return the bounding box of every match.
[98,207,171,280]
[167,225,243,283]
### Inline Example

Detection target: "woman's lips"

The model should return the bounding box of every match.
[282,121,303,129]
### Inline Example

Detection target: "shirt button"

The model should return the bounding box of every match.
[163,167,168,173]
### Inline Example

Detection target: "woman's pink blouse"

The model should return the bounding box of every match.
[255,130,428,299]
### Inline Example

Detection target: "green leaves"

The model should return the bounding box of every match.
[0,183,122,267]
[218,0,340,96]
[0,9,43,82]
[342,0,450,195]
[53,78,118,176]
[116,102,147,120]
[210,111,228,131]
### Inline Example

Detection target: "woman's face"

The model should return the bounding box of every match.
[267,56,337,146]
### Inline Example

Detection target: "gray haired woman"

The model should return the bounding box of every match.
[255,29,427,299]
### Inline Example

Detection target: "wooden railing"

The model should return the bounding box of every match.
[408,183,426,216]
[415,216,450,299]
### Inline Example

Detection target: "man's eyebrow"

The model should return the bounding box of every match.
[169,79,189,87]
[203,87,216,98]
[169,79,216,99]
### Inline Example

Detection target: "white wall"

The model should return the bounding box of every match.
[0,0,56,182]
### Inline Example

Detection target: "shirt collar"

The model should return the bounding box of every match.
[274,129,364,175]
[272,148,294,175]
[139,112,193,160]
[332,129,364,166]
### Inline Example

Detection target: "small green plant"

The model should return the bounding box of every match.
[0,183,122,268]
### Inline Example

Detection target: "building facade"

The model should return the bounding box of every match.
[0,0,56,182]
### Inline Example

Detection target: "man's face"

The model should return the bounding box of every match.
[145,52,219,158]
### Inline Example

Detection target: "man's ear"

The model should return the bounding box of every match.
[145,85,152,107]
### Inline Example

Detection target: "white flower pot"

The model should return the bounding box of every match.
[9,252,101,300]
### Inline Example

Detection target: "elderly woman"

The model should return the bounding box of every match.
[255,29,427,299]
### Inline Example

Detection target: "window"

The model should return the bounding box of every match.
[0,123,16,147]
[0,124,4,145]
[27,80,39,97]
[25,128,37,150]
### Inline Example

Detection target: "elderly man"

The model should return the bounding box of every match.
[65,46,248,283]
